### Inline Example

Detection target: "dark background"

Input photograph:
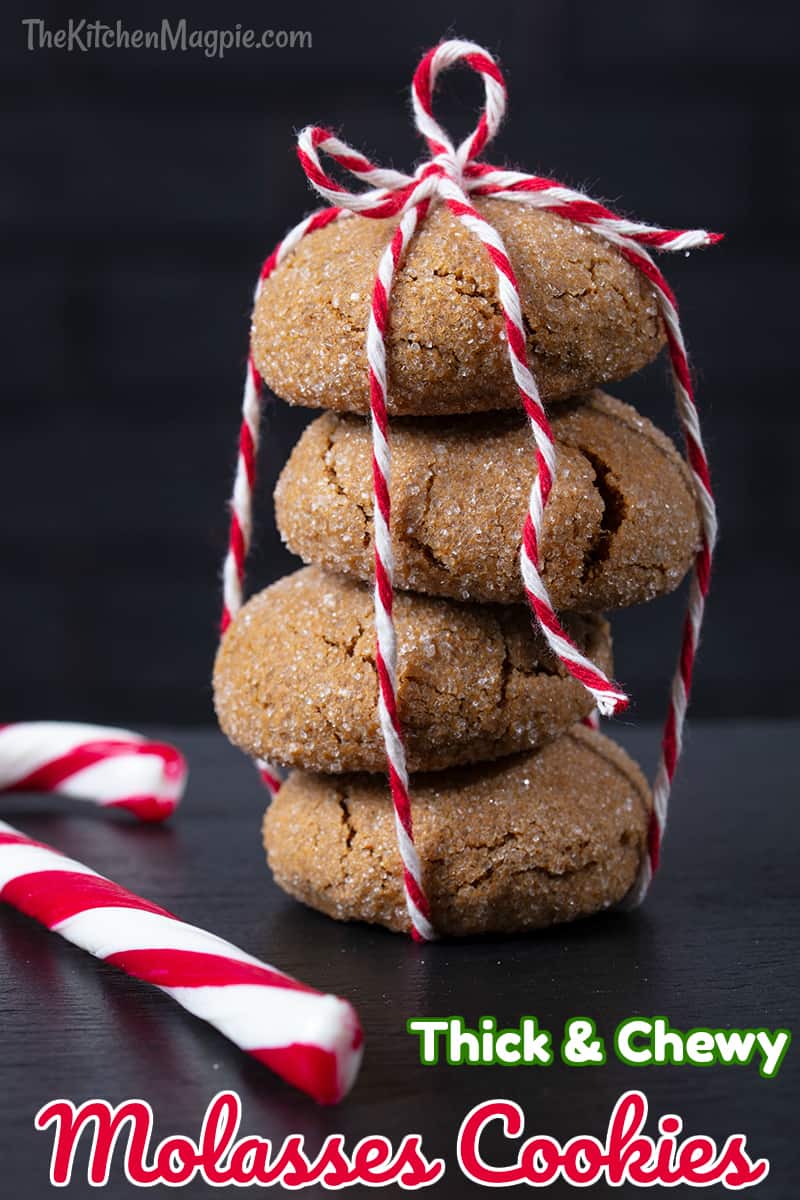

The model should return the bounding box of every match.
[1,9,800,1199]
[2,0,799,725]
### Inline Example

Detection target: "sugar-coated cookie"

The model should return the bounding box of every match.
[275,392,699,609]
[262,726,651,936]
[214,567,611,773]
[252,202,664,416]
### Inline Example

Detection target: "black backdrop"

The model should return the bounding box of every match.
[3,0,798,726]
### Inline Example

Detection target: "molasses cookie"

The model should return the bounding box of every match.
[252,202,664,416]
[275,392,699,609]
[262,726,651,936]
[214,566,612,773]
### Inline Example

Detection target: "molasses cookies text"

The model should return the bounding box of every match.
[35,1087,771,1190]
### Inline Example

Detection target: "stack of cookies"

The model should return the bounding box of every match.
[214,202,700,937]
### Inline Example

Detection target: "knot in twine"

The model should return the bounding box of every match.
[297,41,507,209]
[222,39,721,941]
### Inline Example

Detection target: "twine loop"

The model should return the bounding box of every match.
[296,40,508,215]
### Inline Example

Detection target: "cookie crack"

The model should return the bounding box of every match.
[556,254,655,331]
[507,856,600,883]
[461,831,519,889]
[344,620,364,657]
[580,449,627,579]
[441,839,602,896]
[400,332,464,370]
[323,429,371,548]
[402,464,452,574]
[547,255,596,302]
[586,255,642,325]
[496,614,560,680]
[404,532,450,574]
[521,311,541,348]
[498,634,512,706]
[521,311,577,370]
[400,669,475,719]
[584,395,697,505]
[320,626,363,659]
[336,791,356,849]
[431,265,504,319]
[313,696,343,747]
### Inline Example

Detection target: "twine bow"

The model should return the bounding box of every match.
[297,40,722,246]
[222,39,721,940]
[297,43,507,214]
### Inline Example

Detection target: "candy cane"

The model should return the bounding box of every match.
[0,722,187,821]
[220,39,721,937]
[0,821,363,1104]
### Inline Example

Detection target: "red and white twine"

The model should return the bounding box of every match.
[221,39,720,938]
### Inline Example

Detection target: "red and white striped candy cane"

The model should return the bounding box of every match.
[0,722,187,822]
[221,39,720,938]
[0,820,363,1103]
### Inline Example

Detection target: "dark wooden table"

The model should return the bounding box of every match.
[1,723,797,1197]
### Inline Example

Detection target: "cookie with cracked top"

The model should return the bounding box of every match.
[213,566,611,774]
[275,391,699,610]
[262,726,651,936]
[251,201,665,416]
